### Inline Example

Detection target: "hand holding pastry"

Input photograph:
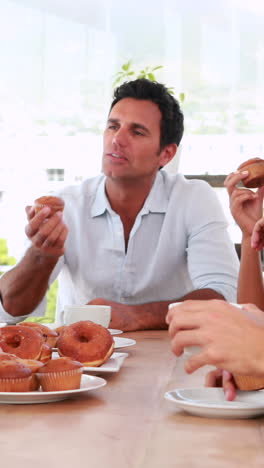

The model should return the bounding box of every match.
[166,300,264,377]
[25,196,68,258]
[224,167,264,237]
[237,158,264,188]
[205,369,237,401]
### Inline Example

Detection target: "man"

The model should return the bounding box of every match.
[0,79,239,330]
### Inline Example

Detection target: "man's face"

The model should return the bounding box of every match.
[102,98,172,181]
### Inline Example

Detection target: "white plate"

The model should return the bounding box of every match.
[52,351,128,374]
[164,388,264,419]
[43,324,123,335]
[108,329,123,335]
[114,337,136,349]
[83,352,128,374]
[0,374,106,405]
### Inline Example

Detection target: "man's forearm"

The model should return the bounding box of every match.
[108,288,225,331]
[0,246,59,317]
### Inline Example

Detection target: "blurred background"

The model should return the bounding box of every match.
[1,0,264,259]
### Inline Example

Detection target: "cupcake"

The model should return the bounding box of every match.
[34,196,65,217]
[238,158,264,188]
[0,360,33,392]
[233,374,264,391]
[37,357,83,392]
[18,359,44,391]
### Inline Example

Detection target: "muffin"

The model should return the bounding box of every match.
[0,360,33,392]
[34,196,65,217]
[233,374,264,391]
[18,359,44,391]
[37,357,83,391]
[238,158,264,188]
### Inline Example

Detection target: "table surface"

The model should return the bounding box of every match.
[2,330,264,468]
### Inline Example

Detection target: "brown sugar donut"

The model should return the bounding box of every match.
[238,158,264,188]
[0,326,43,360]
[57,321,114,366]
[34,195,64,217]
[19,322,58,347]
[38,343,53,363]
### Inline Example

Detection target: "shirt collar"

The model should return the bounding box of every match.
[141,171,168,215]
[91,171,168,218]
[91,176,111,217]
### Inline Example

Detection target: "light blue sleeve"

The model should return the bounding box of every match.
[185,181,239,302]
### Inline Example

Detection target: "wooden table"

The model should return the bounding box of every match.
[2,330,264,468]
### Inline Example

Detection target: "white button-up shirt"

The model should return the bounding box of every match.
[0,171,239,324]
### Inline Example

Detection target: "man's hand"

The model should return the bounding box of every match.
[224,171,264,237]
[166,299,264,377]
[87,298,135,331]
[25,205,68,258]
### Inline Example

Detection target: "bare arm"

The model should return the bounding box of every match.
[88,288,224,332]
[0,205,68,317]
[0,246,59,316]
[225,171,264,307]
[238,235,264,309]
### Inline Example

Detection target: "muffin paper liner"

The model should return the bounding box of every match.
[36,368,83,391]
[233,374,264,391]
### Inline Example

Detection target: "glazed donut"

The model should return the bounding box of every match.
[19,322,58,347]
[57,321,114,366]
[0,326,44,360]
[39,343,53,363]
[238,158,264,188]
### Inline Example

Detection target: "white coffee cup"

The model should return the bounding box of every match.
[168,302,242,356]
[63,304,111,328]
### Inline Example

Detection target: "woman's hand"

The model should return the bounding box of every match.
[205,369,237,401]
[224,171,264,237]
[166,300,264,377]
[251,216,264,251]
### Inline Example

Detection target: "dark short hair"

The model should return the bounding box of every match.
[110,78,184,148]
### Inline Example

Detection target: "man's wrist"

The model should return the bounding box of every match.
[27,246,60,267]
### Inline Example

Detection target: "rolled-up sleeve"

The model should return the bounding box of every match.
[185,182,239,302]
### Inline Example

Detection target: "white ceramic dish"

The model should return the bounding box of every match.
[114,337,136,349]
[43,323,123,335]
[108,329,123,335]
[83,352,128,374]
[164,387,264,419]
[52,350,128,374]
[0,374,106,405]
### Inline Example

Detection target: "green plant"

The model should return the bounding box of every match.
[23,280,58,324]
[0,239,16,266]
[113,60,185,103]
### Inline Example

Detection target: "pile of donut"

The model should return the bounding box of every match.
[0,321,114,392]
